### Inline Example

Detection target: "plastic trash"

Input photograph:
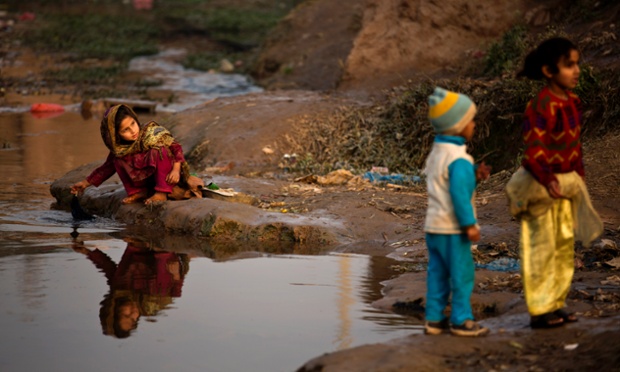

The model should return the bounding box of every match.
[475,257,521,272]
[362,171,421,184]
[30,103,65,119]
[19,12,36,22]
[31,103,65,113]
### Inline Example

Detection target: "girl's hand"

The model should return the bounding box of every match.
[547,180,563,198]
[71,180,91,195]
[476,162,491,182]
[166,164,181,185]
[465,225,480,242]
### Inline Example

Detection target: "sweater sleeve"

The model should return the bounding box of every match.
[169,142,186,163]
[448,158,477,228]
[85,249,117,283]
[86,152,117,187]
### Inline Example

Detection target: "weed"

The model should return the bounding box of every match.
[43,66,124,84]
[282,64,294,75]
[183,51,247,72]
[155,1,302,49]
[484,25,528,77]
[135,78,163,88]
[24,13,159,62]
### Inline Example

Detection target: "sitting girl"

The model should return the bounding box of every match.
[71,104,198,205]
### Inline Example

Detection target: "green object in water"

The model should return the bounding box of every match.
[207,182,220,190]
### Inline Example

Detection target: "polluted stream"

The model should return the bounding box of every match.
[0,50,421,372]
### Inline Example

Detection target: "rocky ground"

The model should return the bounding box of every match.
[4,1,620,370]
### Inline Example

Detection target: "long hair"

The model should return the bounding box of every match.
[517,37,578,80]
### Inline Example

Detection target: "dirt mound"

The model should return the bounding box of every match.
[340,0,534,91]
[254,0,543,94]
[253,0,364,91]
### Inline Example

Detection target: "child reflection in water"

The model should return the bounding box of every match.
[73,238,190,338]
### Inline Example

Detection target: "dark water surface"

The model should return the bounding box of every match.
[0,107,422,372]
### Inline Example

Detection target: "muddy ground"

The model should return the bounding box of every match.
[4,2,620,371]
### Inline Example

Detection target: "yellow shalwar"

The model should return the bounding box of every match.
[506,168,603,316]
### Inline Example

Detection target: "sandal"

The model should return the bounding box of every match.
[530,312,564,329]
[554,309,578,323]
[424,318,450,335]
[450,319,490,337]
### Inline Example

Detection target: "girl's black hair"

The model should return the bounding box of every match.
[517,37,578,80]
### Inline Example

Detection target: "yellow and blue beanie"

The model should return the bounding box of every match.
[428,87,477,134]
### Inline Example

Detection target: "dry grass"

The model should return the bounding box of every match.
[282,78,538,175]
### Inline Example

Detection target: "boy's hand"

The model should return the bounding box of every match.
[166,163,181,185]
[71,180,91,195]
[476,162,491,182]
[465,225,480,242]
[547,180,563,198]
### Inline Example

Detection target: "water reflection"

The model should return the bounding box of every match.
[336,254,353,350]
[72,237,189,339]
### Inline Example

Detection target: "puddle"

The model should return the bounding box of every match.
[0,227,421,372]
[0,52,421,372]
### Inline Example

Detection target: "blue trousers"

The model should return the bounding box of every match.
[425,233,475,326]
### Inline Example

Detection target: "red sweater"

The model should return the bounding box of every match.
[86,245,185,297]
[521,86,584,187]
[86,142,185,187]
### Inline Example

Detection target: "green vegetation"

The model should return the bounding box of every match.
[14,0,302,81]
[483,25,528,77]
[160,1,304,71]
[183,51,246,72]
[195,7,285,47]
[43,66,125,84]
[24,14,159,62]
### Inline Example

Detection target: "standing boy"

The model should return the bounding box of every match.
[423,87,490,337]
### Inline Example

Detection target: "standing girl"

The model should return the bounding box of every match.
[511,37,602,328]
[71,104,199,205]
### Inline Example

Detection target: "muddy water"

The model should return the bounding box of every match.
[127,48,263,113]
[0,61,422,372]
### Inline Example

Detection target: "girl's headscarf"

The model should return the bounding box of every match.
[101,104,175,158]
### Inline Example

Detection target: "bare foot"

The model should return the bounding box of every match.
[144,192,168,205]
[122,191,148,204]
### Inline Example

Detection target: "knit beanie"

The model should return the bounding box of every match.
[428,87,477,135]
